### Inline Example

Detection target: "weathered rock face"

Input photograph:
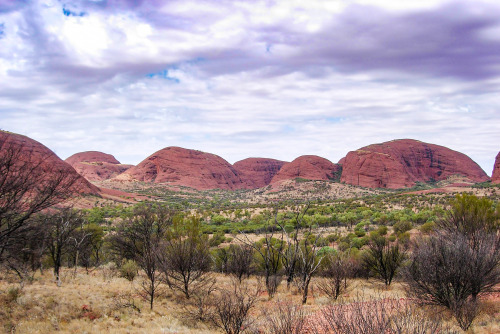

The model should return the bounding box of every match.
[66,151,120,165]
[492,152,500,184]
[65,151,132,182]
[233,158,287,188]
[0,131,99,195]
[340,139,489,189]
[117,146,244,190]
[270,155,341,184]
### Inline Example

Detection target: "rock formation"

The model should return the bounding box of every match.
[492,152,500,184]
[270,155,341,184]
[0,131,99,195]
[65,151,132,182]
[340,139,489,189]
[116,146,244,190]
[233,158,287,188]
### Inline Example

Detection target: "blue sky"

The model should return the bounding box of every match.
[0,0,499,175]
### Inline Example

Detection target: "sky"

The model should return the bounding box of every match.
[0,0,499,175]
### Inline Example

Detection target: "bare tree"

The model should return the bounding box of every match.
[319,295,459,334]
[44,208,86,285]
[77,223,105,272]
[261,300,307,334]
[405,231,499,330]
[0,133,81,260]
[278,204,310,289]
[362,236,406,286]
[237,212,285,298]
[405,194,500,331]
[110,204,174,309]
[295,229,325,304]
[209,280,258,334]
[227,244,255,282]
[1,217,47,283]
[158,216,213,299]
[317,250,352,301]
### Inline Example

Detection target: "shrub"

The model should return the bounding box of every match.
[261,300,306,334]
[393,220,413,234]
[119,260,139,282]
[209,281,258,334]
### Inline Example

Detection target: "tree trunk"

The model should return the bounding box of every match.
[302,276,312,304]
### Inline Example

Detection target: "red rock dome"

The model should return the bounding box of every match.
[117,146,244,190]
[233,158,287,188]
[340,139,489,189]
[271,155,341,184]
[492,152,500,184]
[65,151,132,182]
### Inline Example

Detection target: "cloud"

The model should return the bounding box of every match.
[0,0,499,175]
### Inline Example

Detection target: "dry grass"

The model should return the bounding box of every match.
[1,269,498,333]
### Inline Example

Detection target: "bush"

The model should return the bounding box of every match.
[119,260,139,282]
[419,221,436,234]
[362,237,406,286]
[209,281,258,334]
[261,300,306,334]
[393,220,413,234]
[319,296,459,334]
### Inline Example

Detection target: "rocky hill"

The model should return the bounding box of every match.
[271,155,341,184]
[116,146,244,190]
[65,151,132,182]
[340,139,489,189]
[0,131,99,195]
[233,158,287,188]
[492,152,500,184]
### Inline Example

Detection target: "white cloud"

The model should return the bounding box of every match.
[0,0,498,175]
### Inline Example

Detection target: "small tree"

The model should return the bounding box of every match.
[111,204,173,309]
[209,281,258,334]
[44,208,86,285]
[262,300,307,334]
[296,230,325,304]
[0,133,80,261]
[362,236,406,286]
[404,194,500,330]
[227,244,254,282]
[238,212,285,298]
[317,250,352,301]
[158,216,213,299]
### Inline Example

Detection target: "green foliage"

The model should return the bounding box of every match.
[419,221,436,234]
[440,193,499,237]
[362,237,407,286]
[393,221,413,234]
[120,259,139,281]
[209,231,226,247]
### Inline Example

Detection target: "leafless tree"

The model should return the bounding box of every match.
[1,217,47,283]
[237,211,285,298]
[261,300,307,334]
[317,250,352,301]
[209,280,258,334]
[405,194,500,331]
[0,133,81,261]
[158,216,213,299]
[110,204,174,309]
[319,295,459,334]
[182,279,217,322]
[295,228,325,304]
[405,231,499,330]
[227,244,255,282]
[44,208,86,285]
[278,204,310,289]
